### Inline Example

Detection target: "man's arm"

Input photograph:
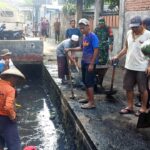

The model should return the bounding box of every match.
[65,46,82,52]
[4,89,16,120]
[108,27,114,52]
[114,40,128,60]
[88,48,99,72]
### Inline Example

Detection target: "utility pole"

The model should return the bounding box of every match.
[94,0,102,27]
[76,0,83,23]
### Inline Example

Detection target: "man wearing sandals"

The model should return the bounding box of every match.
[112,16,150,116]
[65,18,99,109]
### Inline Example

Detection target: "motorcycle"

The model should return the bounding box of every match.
[0,24,25,40]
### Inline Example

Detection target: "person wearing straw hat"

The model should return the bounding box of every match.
[0,49,15,73]
[0,67,25,150]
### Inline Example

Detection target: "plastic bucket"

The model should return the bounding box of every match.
[0,63,4,73]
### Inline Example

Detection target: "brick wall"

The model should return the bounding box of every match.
[125,0,150,11]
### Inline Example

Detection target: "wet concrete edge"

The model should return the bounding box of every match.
[43,66,97,150]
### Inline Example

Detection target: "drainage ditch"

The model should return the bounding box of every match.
[15,64,93,150]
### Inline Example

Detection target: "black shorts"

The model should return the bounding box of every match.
[81,63,96,88]
[123,69,147,92]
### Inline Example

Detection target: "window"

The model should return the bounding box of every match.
[0,11,14,17]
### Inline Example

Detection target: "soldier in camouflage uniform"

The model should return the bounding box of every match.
[94,17,114,92]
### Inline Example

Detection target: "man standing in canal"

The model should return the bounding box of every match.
[112,16,150,116]
[65,18,99,109]
[0,67,25,150]
[94,17,114,92]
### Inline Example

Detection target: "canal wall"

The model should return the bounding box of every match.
[0,40,43,64]
[43,66,97,150]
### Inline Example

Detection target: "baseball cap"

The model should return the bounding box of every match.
[129,16,142,28]
[99,17,105,24]
[71,35,79,41]
[0,49,12,57]
[78,18,89,25]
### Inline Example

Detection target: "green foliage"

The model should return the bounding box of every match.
[24,0,33,5]
[104,0,119,10]
[62,3,76,15]
[0,2,15,10]
[84,0,95,8]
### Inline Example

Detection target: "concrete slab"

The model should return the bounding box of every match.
[0,40,43,64]
[44,38,150,150]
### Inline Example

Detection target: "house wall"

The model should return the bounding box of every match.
[117,0,150,65]
[120,0,150,50]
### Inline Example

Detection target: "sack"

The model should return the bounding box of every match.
[137,111,150,128]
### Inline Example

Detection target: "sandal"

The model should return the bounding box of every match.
[119,107,134,114]
[78,99,88,103]
[81,103,96,109]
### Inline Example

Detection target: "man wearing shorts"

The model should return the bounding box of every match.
[112,16,150,116]
[65,18,99,109]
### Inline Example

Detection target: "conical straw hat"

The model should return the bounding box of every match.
[1,67,25,79]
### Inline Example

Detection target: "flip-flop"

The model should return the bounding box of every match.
[134,110,145,117]
[78,99,88,103]
[81,103,96,109]
[119,107,134,114]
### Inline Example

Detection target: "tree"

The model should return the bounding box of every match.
[62,0,119,16]
[104,0,119,10]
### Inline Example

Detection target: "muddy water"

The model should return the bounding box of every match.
[16,79,75,150]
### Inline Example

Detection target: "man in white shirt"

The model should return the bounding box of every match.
[56,35,79,84]
[112,16,150,116]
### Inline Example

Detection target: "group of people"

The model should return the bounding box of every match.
[56,17,114,109]
[56,16,150,115]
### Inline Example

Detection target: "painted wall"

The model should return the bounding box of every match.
[0,40,43,64]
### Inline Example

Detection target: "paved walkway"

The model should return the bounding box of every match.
[44,38,150,150]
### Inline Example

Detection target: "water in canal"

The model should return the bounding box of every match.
[16,78,75,150]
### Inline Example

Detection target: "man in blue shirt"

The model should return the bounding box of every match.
[65,18,99,109]
[65,19,81,39]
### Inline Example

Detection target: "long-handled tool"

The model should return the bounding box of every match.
[105,59,119,96]
[66,52,77,100]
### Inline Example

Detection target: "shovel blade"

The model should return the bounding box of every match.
[137,111,150,128]
[104,89,117,96]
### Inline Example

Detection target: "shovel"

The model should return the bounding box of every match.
[137,77,150,128]
[137,110,150,128]
[105,59,119,96]
[66,52,77,100]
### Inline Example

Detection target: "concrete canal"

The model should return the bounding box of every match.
[16,64,76,150]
